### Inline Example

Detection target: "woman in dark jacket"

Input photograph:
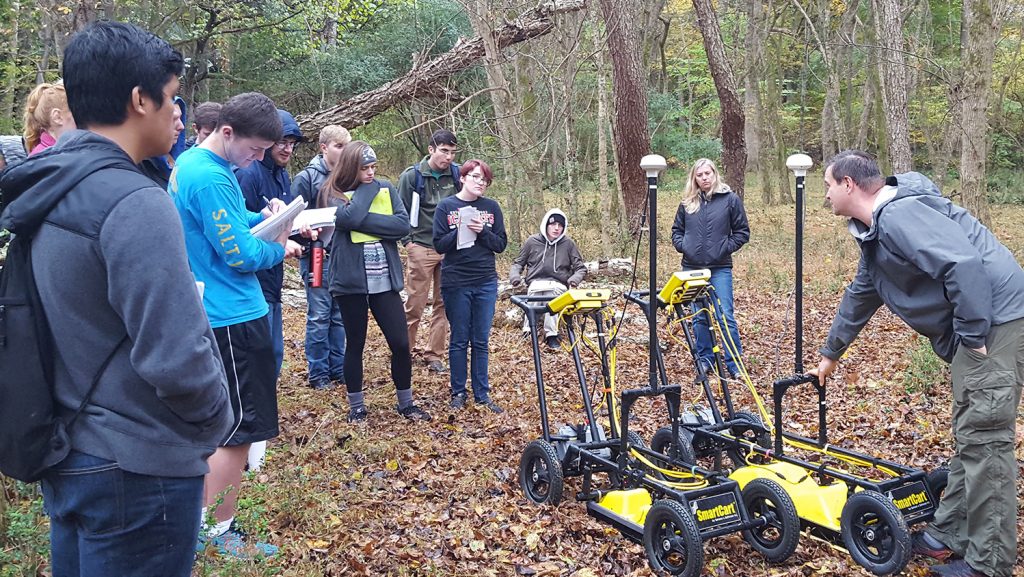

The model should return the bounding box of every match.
[320,141,431,423]
[670,158,750,379]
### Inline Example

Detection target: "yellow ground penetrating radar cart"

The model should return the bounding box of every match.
[639,267,949,576]
[512,289,801,577]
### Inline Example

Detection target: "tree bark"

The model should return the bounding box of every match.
[743,0,767,176]
[297,0,586,136]
[959,0,1005,225]
[1,1,21,134]
[692,0,745,196]
[598,0,650,234]
[872,0,912,172]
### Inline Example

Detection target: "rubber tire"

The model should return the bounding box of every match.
[740,478,800,563]
[926,467,949,502]
[728,411,770,468]
[651,426,698,465]
[642,499,704,577]
[519,439,564,506]
[840,490,911,575]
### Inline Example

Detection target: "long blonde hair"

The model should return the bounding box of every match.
[682,158,725,214]
[23,81,69,152]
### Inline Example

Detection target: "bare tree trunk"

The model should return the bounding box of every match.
[959,0,1005,224]
[855,57,876,150]
[599,0,650,233]
[872,0,912,172]
[1,1,21,133]
[743,0,767,175]
[596,27,613,258]
[792,0,846,159]
[692,0,745,196]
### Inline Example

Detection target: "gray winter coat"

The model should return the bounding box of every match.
[326,178,410,296]
[821,172,1024,363]
[291,154,330,207]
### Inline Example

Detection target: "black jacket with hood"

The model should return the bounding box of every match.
[509,208,587,287]
[821,172,1024,363]
[670,184,750,269]
[0,130,231,477]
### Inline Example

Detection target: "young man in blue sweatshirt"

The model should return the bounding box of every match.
[0,22,232,577]
[171,92,301,558]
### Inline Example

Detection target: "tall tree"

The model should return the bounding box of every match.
[599,0,650,233]
[872,0,912,172]
[692,0,745,195]
[959,0,1006,224]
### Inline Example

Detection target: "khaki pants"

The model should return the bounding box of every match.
[404,243,447,362]
[927,317,1024,577]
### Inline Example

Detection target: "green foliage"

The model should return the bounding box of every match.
[0,480,49,577]
[902,335,947,394]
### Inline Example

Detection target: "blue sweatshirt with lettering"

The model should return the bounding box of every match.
[170,147,285,328]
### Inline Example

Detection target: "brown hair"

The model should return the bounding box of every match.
[23,82,68,152]
[319,140,373,208]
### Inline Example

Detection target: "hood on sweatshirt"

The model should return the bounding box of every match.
[539,208,568,245]
[849,172,942,242]
[1,130,142,236]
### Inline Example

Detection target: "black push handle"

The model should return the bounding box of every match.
[772,373,826,454]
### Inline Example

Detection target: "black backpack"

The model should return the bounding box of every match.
[413,162,462,195]
[0,230,124,482]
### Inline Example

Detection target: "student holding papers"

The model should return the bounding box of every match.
[432,159,508,414]
[320,141,432,423]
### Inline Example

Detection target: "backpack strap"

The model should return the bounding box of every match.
[451,162,462,192]
[64,334,129,430]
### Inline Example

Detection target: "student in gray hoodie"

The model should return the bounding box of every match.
[814,150,1024,577]
[0,22,231,577]
[509,208,587,348]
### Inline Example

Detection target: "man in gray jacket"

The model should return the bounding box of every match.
[510,209,587,349]
[0,22,232,577]
[814,150,1024,577]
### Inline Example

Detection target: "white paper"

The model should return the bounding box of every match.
[457,205,479,250]
[249,196,307,241]
[195,281,205,300]
[409,191,421,228]
[290,207,337,234]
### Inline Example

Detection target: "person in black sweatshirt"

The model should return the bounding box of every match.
[432,159,508,413]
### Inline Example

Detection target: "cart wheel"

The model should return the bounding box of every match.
[519,440,564,506]
[926,467,949,501]
[728,411,770,468]
[741,478,800,563]
[651,426,697,464]
[840,490,911,575]
[642,499,704,577]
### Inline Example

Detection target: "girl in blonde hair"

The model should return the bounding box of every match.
[670,158,750,380]
[23,81,76,155]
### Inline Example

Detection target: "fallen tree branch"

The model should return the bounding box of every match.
[295,0,586,135]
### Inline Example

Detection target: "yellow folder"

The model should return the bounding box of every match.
[345,187,392,243]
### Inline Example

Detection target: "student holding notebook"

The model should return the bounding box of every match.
[318,141,431,423]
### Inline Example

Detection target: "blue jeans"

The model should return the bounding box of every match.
[300,258,346,381]
[267,301,283,379]
[443,280,498,402]
[41,450,204,577]
[691,267,743,374]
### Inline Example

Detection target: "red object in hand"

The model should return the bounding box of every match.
[310,240,324,288]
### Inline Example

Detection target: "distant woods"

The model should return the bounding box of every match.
[2,0,1020,240]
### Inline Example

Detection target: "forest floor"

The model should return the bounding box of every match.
[190,200,1024,577]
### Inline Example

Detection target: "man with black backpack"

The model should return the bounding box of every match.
[0,22,232,577]
[397,129,460,374]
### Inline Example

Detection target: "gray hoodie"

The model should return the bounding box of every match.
[509,208,587,287]
[0,130,232,477]
[821,172,1024,363]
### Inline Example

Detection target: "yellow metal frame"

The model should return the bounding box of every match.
[547,289,611,315]
[658,269,712,305]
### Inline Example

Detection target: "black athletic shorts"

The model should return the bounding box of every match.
[213,315,279,446]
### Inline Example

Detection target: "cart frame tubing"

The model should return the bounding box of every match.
[513,294,614,443]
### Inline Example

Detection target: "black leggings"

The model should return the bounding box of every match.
[335,291,411,394]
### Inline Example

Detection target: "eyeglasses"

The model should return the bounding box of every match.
[274,140,298,150]
[466,173,489,184]
[435,147,457,157]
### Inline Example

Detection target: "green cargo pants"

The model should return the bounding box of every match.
[926,317,1024,577]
